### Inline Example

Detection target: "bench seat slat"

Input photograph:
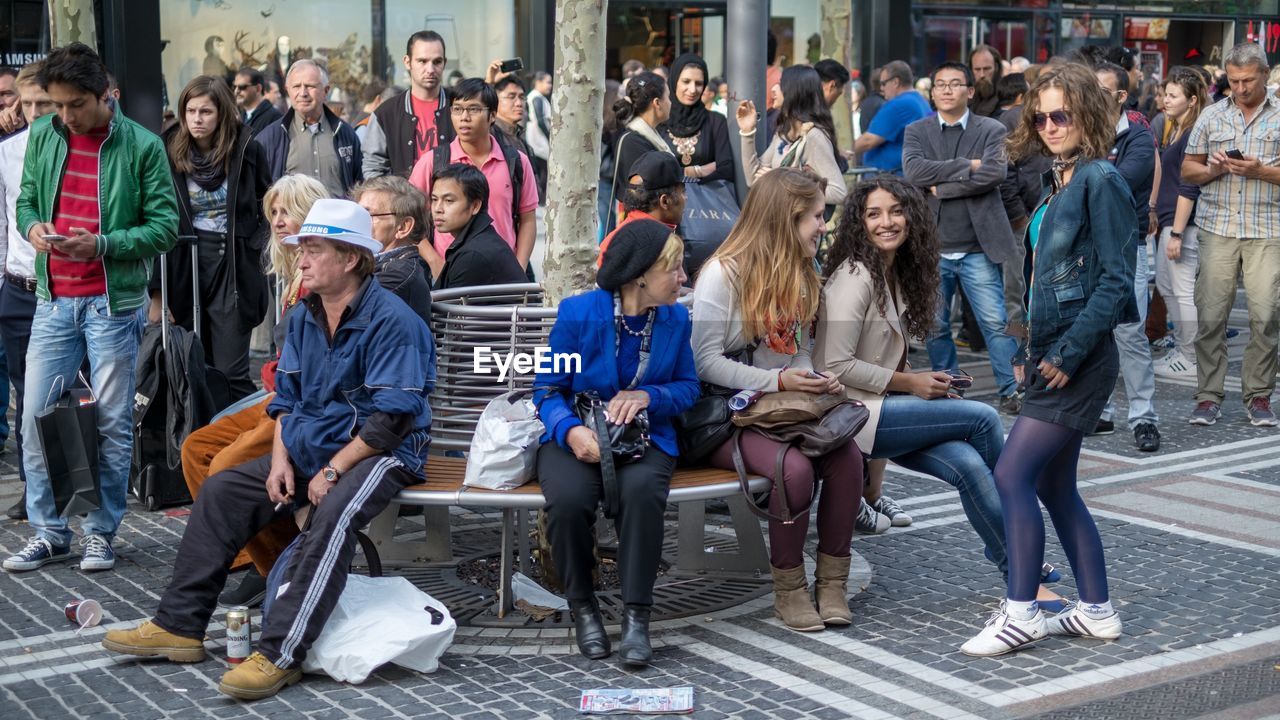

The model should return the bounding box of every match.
[396,455,765,509]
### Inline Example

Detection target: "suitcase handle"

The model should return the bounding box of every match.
[159,234,201,353]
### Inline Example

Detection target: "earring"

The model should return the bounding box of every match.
[639,281,647,288]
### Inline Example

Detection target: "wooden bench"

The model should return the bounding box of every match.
[363,284,770,619]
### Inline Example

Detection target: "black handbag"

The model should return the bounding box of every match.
[574,390,650,519]
[674,383,736,465]
[675,341,760,465]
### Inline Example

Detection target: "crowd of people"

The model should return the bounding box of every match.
[0,25,1274,702]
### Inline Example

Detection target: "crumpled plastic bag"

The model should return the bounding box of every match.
[464,390,543,490]
[302,575,456,682]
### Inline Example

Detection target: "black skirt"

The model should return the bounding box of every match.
[1019,337,1119,434]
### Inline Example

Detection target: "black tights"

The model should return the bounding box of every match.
[993,416,1109,604]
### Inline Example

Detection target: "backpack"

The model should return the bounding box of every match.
[432,130,528,236]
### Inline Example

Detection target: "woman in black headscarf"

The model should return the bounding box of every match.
[661,53,734,184]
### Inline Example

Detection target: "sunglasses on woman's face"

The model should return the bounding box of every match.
[1033,110,1073,130]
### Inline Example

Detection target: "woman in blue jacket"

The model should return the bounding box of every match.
[534,220,699,668]
[962,63,1137,657]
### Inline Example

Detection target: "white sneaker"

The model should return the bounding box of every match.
[1045,603,1122,640]
[1154,349,1197,379]
[960,602,1047,656]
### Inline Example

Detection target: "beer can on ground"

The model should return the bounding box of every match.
[226,607,251,663]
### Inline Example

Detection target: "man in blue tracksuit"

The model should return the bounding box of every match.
[102,200,435,701]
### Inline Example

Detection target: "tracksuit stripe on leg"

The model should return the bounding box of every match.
[275,456,400,667]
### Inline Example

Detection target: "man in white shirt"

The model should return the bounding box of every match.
[0,62,55,520]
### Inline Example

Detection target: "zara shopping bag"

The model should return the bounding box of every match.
[679,179,739,278]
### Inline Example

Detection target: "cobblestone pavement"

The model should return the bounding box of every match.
[2,302,1280,719]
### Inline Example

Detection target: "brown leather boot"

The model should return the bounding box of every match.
[771,564,824,632]
[102,620,206,663]
[814,552,853,626]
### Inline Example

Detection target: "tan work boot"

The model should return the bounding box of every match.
[771,563,824,632]
[814,552,853,626]
[218,652,302,700]
[102,619,206,662]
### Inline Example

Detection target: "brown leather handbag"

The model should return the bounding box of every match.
[730,391,869,524]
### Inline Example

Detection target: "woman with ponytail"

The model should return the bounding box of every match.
[607,72,672,232]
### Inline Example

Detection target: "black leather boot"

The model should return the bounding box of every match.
[570,600,610,660]
[618,605,652,668]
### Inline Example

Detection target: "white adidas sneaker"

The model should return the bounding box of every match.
[960,602,1047,657]
[1045,603,1123,640]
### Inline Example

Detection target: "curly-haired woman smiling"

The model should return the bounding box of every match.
[814,176,1061,609]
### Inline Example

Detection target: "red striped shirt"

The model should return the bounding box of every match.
[49,126,108,297]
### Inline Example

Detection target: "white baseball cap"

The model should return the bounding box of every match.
[282,198,382,254]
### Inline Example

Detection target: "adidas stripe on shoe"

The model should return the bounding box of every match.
[1045,605,1122,640]
[960,602,1047,657]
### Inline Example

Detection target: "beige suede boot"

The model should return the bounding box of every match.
[814,552,853,625]
[771,564,824,632]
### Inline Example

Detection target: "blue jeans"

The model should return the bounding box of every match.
[22,296,143,546]
[927,253,1019,397]
[870,394,1009,578]
[1102,241,1158,427]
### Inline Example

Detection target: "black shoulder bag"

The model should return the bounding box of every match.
[674,340,760,465]
[573,298,655,518]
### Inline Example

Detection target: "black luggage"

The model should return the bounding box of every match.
[130,236,231,510]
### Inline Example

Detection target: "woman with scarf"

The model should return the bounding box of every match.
[152,75,271,401]
[692,168,863,633]
[661,54,733,184]
[607,72,672,233]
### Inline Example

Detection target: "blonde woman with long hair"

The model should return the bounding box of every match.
[691,167,863,632]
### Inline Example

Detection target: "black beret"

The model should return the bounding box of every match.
[597,219,672,291]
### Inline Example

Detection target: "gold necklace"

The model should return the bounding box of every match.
[669,132,698,166]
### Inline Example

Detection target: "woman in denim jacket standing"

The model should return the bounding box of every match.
[962,63,1138,657]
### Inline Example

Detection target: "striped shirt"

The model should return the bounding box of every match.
[49,126,108,297]
[1186,93,1280,239]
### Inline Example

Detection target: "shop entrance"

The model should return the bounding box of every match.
[1126,16,1236,79]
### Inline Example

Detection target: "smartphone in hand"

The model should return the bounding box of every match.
[499,58,524,74]
[1226,148,1245,160]
[43,234,68,244]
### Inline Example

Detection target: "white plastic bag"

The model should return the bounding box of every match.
[302,575,456,682]
[464,390,544,490]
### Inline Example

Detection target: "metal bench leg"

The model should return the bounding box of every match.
[365,504,455,567]
[674,497,770,575]
[497,508,516,618]
[517,509,532,576]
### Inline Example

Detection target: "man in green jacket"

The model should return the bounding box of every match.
[2,42,177,574]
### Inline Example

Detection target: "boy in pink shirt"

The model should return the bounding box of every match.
[409,78,537,279]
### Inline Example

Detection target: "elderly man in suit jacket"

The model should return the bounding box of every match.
[903,61,1021,415]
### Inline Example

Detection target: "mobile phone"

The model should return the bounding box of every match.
[499,58,524,74]
[945,369,973,389]
[44,234,68,243]
[1226,148,1245,160]
[806,371,827,380]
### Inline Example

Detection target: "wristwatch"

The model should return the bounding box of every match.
[322,464,341,483]
[1169,231,1183,239]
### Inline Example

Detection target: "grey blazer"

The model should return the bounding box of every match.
[902,113,1016,265]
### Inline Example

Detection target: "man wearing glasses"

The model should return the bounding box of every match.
[408,78,537,280]
[233,67,282,137]
[902,61,1023,416]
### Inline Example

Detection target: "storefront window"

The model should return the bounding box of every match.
[160,0,375,110]
[383,0,517,86]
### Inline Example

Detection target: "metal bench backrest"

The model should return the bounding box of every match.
[429,283,557,453]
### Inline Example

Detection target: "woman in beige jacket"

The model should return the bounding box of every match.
[813,176,1063,605]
